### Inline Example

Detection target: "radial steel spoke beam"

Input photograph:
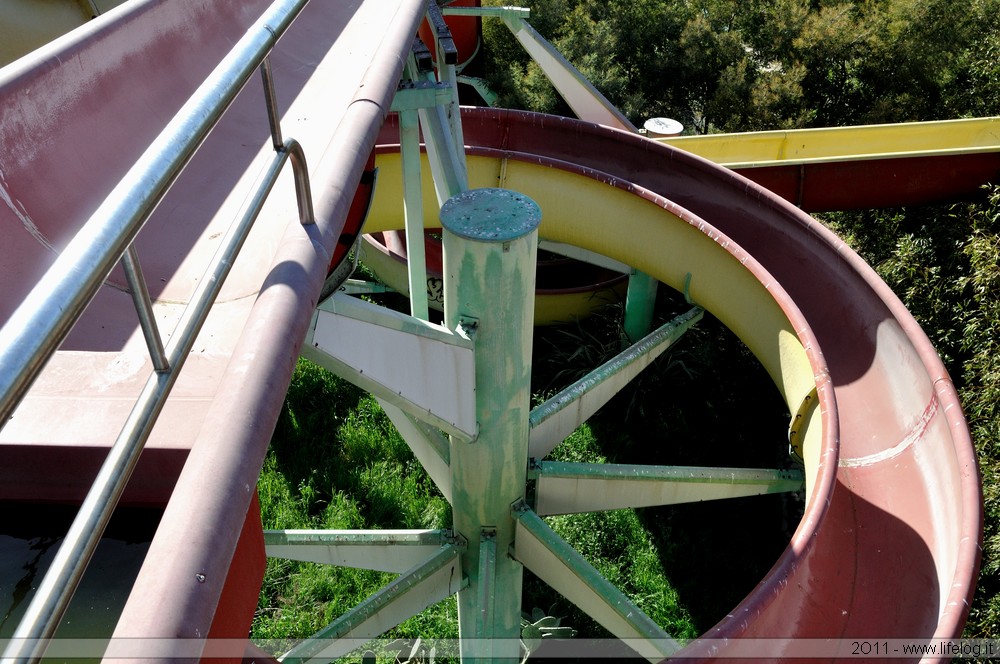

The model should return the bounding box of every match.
[445,5,636,131]
[529,307,703,459]
[303,292,476,441]
[500,14,636,132]
[537,239,630,275]
[533,461,805,516]
[279,545,465,664]
[264,529,453,573]
[377,397,453,503]
[511,504,680,662]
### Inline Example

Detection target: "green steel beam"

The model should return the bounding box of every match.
[529,307,703,459]
[538,239,630,275]
[456,75,499,107]
[377,397,453,503]
[441,189,540,662]
[279,544,465,664]
[427,2,468,177]
[533,461,805,516]
[498,14,636,132]
[264,529,452,573]
[399,107,430,320]
[442,6,531,19]
[623,269,659,343]
[474,529,499,658]
[391,80,454,111]
[338,278,395,295]
[511,504,680,662]
[416,80,468,204]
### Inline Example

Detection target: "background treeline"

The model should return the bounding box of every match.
[482,0,999,131]
[484,0,1000,639]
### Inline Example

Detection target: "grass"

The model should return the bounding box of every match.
[252,281,801,660]
[253,363,458,652]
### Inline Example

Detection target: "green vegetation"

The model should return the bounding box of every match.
[482,0,1000,131]
[253,362,457,646]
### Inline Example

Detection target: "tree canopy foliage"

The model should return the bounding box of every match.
[483,0,1000,131]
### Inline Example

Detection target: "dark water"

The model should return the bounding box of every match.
[0,504,160,659]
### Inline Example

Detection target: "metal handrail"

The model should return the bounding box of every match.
[0,1,315,661]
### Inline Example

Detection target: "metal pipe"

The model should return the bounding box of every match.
[260,58,316,225]
[441,188,540,662]
[0,0,310,429]
[284,138,316,225]
[1,83,310,664]
[120,244,169,372]
[260,57,284,150]
[400,108,430,320]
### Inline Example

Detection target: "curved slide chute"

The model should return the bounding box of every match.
[659,116,1000,211]
[366,107,981,654]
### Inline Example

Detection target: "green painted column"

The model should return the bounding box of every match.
[440,188,540,662]
[623,269,658,343]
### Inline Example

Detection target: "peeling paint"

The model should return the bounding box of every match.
[0,167,56,254]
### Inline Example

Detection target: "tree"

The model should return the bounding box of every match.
[481,0,996,131]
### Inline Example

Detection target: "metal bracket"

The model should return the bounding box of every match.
[425,1,458,65]
[391,80,455,111]
[788,385,818,463]
[683,272,695,305]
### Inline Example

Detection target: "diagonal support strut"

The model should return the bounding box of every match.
[532,461,805,515]
[511,504,680,663]
[529,307,703,459]
[279,544,465,664]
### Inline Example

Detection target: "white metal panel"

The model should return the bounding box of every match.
[307,293,476,439]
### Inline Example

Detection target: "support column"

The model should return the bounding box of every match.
[400,108,430,320]
[440,188,540,662]
[623,269,658,343]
